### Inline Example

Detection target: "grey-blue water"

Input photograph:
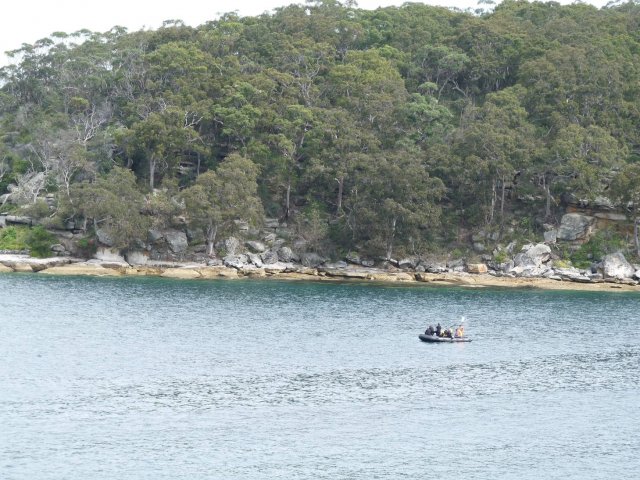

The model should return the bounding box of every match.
[1,274,639,479]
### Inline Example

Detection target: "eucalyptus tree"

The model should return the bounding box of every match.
[182,154,263,256]
[453,86,535,226]
[65,167,150,249]
[347,150,444,259]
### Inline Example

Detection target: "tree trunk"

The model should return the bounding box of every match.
[149,158,156,191]
[386,217,397,260]
[543,176,552,220]
[336,176,344,214]
[285,182,291,220]
[635,218,639,258]
[500,175,506,224]
[206,224,218,257]
[488,179,496,225]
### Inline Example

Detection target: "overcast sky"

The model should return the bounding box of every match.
[1,0,609,65]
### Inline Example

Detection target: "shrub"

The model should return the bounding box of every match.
[25,226,57,258]
[0,226,28,250]
[553,258,572,269]
[570,229,627,268]
[76,236,97,258]
[493,250,508,264]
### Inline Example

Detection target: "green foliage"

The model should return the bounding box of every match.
[0,226,27,250]
[182,154,263,255]
[65,167,151,250]
[553,258,572,269]
[0,1,638,258]
[25,226,57,258]
[22,200,51,219]
[76,236,97,258]
[570,229,628,268]
[493,250,508,264]
[0,225,56,257]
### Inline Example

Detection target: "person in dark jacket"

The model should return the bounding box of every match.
[425,325,435,336]
[435,323,442,337]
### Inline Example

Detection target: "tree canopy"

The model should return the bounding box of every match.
[1,0,639,259]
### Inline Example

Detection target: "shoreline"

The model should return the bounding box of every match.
[1,254,639,292]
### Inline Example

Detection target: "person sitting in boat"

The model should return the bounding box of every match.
[454,325,464,338]
[435,323,442,337]
[425,325,435,336]
[442,328,453,338]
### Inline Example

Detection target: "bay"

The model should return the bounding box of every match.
[1,274,639,479]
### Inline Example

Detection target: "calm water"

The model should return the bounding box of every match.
[1,274,639,479]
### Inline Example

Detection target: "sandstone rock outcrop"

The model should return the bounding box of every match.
[602,252,635,280]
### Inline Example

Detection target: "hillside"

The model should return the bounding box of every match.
[1,0,639,267]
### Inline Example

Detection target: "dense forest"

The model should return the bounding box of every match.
[1,0,639,262]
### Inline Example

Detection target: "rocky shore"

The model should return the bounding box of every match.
[2,241,639,292]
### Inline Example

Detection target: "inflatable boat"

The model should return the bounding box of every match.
[419,334,472,343]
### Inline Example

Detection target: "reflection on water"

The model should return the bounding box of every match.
[1,275,639,479]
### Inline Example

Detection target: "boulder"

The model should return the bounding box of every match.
[513,243,551,268]
[510,265,551,278]
[593,196,615,210]
[556,213,595,241]
[0,263,13,273]
[543,229,557,244]
[467,263,488,274]
[148,229,164,243]
[398,258,417,269]
[125,250,149,265]
[223,254,248,269]
[247,253,264,268]
[345,252,361,265]
[300,252,326,268]
[360,258,375,268]
[50,244,66,253]
[163,229,188,254]
[447,258,465,269]
[264,262,290,273]
[263,232,277,244]
[0,215,6,227]
[423,262,447,274]
[246,240,266,253]
[553,267,592,283]
[95,229,115,247]
[94,247,126,263]
[224,236,241,255]
[261,250,279,265]
[12,263,34,273]
[489,260,514,273]
[278,246,298,263]
[602,252,635,280]
[5,215,33,226]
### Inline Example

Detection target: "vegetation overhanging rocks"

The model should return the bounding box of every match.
[1,1,640,283]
